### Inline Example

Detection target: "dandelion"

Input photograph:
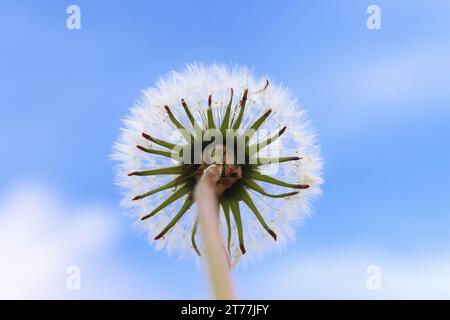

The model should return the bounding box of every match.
[113,64,323,297]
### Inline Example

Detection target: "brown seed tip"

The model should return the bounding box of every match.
[136,145,145,151]
[128,172,136,176]
[280,126,287,135]
[154,233,163,240]
[268,230,277,241]
[194,247,202,256]
[208,95,212,106]
[164,105,170,112]
[132,196,140,201]
[295,184,310,189]
[142,132,152,140]
[241,89,248,105]
[240,243,246,255]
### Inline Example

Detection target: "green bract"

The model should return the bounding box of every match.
[129,88,308,256]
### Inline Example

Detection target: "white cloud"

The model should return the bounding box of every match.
[0,181,123,299]
[4,182,447,299]
[0,181,212,299]
[332,39,450,110]
[238,248,450,299]
[313,37,450,139]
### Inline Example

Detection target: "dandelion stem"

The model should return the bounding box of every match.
[195,165,235,300]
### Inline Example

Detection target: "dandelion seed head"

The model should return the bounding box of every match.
[113,63,323,264]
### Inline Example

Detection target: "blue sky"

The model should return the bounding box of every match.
[1,0,449,299]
